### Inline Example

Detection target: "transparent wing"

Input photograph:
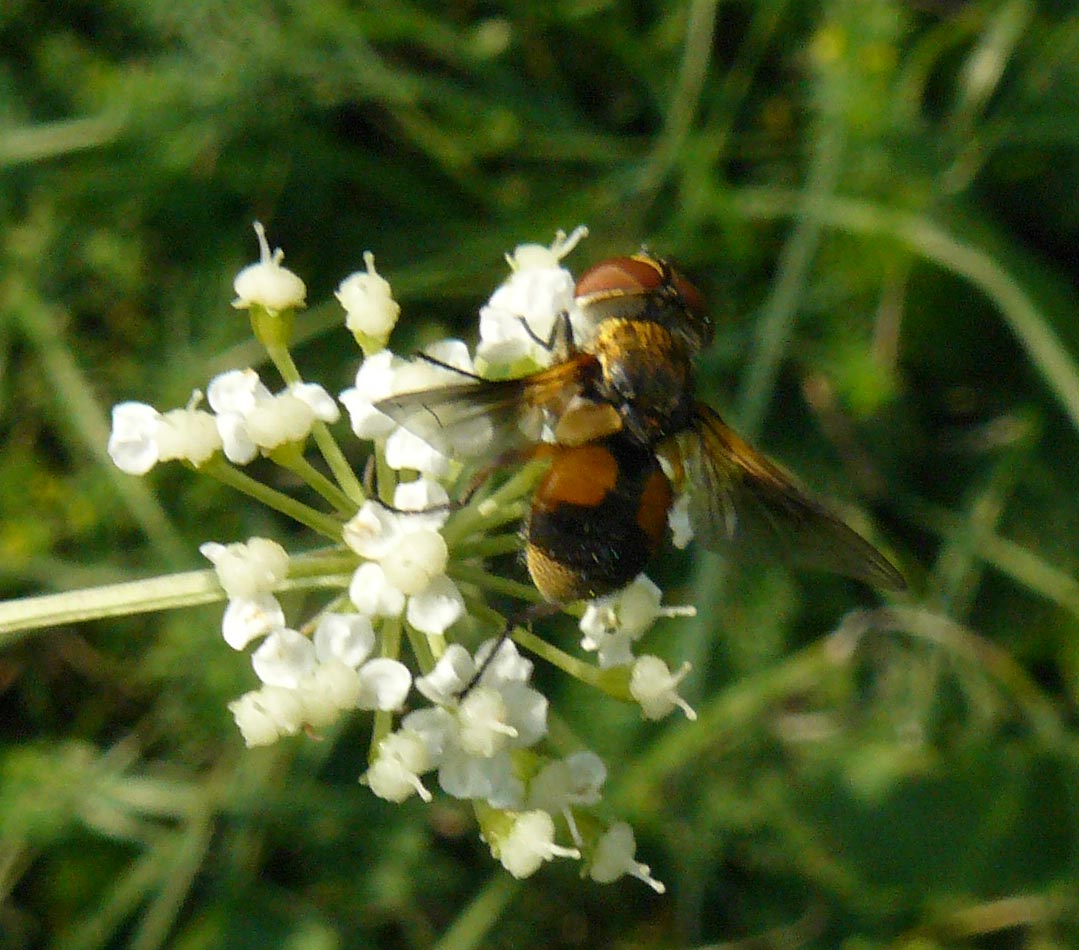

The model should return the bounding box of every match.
[374,356,596,460]
[674,403,905,589]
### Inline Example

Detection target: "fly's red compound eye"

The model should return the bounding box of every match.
[669,270,704,320]
[574,256,667,304]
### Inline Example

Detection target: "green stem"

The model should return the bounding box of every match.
[200,458,343,540]
[404,621,437,675]
[452,534,523,559]
[509,626,607,691]
[370,615,404,754]
[265,342,366,503]
[441,461,547,545]
[286,549,355,575]
[433,874,520,950]
[448,563,543,605]
[0,558,360,646]
[0,569,225,643]
[272,448,358,515]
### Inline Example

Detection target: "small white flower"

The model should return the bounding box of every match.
[107,402,162,475]
[342,501,407,560]
[206,368,272,416]
[313,612,376,667]
[579,575,695,669]
[107,401,222,474]
[344,490,464,636]
[289,382,341,424]
[380,528,448,595]
[206,369,336,463]
[348,561,407,616]
[300,660,364,723]
[455,687,518,757]
[355,657,412,710]
[154,406,222,467]
[489,810,580,879]
[528,751,607,814]
[412,642,477,703]
[527,751,607,846]
[228,609,413,746]
[405,574,466,636]
[339,350,402,440]
[337,252,400,350]
[378,340,485,473]
[232,222,306,313]
[341,340,478,471]
[589,822,666,893]
[252,627,318,687]
[201,537,290,600]
[404,640,549,807]
[383,427,453,477]
[476,226,589,373]
[364,730,434,803]
[220,593,287,650]
[243,392,314,447]
[228,685,306,747]
[629,655,697,721]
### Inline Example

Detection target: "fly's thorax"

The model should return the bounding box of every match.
[586,319,696,446]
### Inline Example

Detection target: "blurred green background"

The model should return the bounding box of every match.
[3,0,1079,947]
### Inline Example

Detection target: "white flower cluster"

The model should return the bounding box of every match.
[343,479,465,636]
[200,538,411,747]
[107,373,339,475]
[106,223,703,890]
[363,637,663,888]
[579,576,699,721]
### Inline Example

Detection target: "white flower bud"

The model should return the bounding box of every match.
[456,687,517,758]
[365,730,433,803]
[251,627,318,688]
[228,685,305,747]
[629,655,697,721]
[220,593,286,650]
[200,537,289,600]
[491,810,579,879]
[233,222,306,313]
[380,529,448,595]
[589,822,665,893]
[313,613,375,667]
[107,402,162,474]
[337,252,400,349]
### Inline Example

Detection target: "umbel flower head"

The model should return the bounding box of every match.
[107,222,702,890]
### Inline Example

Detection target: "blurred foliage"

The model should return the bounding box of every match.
[2,0,1079,947]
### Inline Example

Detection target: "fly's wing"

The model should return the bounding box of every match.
[674,403,905,590]
[374,355,596,461]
